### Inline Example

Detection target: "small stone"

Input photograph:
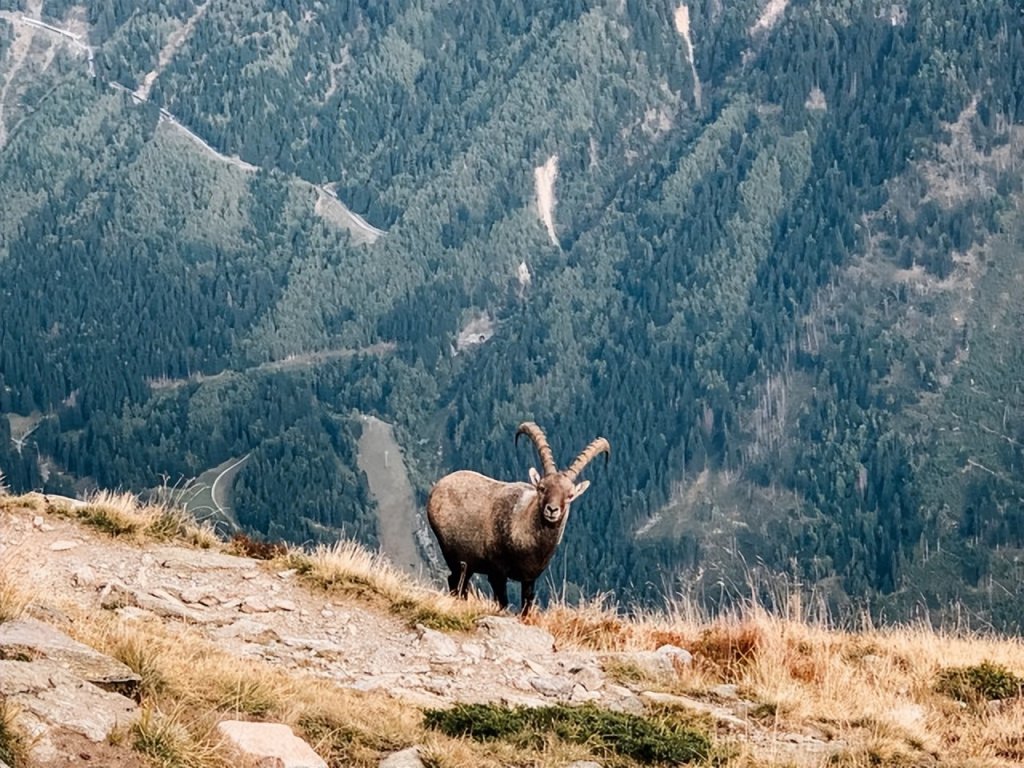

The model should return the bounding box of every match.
[569,663,604,691]
[529,676,573,697]
[178,588,205,604]
[217,720,326,768]
[476,616,554,655]
[277,569,298,579]
[199,595,221,607]
[607,694,645,715]
[379,746,425,768]
[240,597,271,614]
[603,644,692,680]
[417,625,459,659]
[32,515,44,529]
[71,566,97,587]
[711,683,739,700]
[570,684,602,704]
[49,540,78,552]
[462,642,486,661]
[241,571,259,580]
[524,658,549,676]
[321,609,335,618]
[566,762,603,768]
[274,599,297,612]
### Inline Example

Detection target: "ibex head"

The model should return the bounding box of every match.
[516,422,610,525]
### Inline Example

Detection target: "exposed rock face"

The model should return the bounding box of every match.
[0,659,139,760]
[0,616,142,762]
[216,720,327,768]
[0,617,141,693]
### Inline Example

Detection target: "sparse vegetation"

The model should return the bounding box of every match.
[285,540,497,631]
[45,491,219,548]
[424,702,712,764]
[0,699,27,768]
[935,661,1024,704]
[229,532,287,560]
[132,706,226,768]
[0,559,32,624]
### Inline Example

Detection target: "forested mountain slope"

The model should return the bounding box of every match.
[1,0,1022,627]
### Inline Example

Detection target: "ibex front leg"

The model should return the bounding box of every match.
[520,579,537,617]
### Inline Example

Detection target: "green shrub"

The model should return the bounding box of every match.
[423,702,711,764]
[935,661,1024,703]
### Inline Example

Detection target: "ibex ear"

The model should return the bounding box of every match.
[528,467,542,486]
[569,480,591,500]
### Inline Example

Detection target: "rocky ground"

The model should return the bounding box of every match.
[0,496,841,767]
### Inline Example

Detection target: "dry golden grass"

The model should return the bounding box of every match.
[544,596,1024,766]
[0,491,43,513]
[0,554,34,624]
[26,489,221,548]
[284,540,499,631]
[0,697,28,768]
[70,613,421,767]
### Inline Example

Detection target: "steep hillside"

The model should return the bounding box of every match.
[0,0,1023,626]
[3,490,1024,767]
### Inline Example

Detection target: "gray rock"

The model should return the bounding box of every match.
[568,663,605,692]
[179,586,219,604]
[416,625,459,659]
[241,596,272,614]
[379,746,425,768]
[214,619,280,645]
[99,581,210,623]
[0,618,140,693]
[603,644,692,680]
[566,762,603,768]
[49,540,79,551]
[569,684,603,704]
[152,546,258,571]
[0,659,139,742]
[70,565,97,587]
[528,676,573,697]
[711,683,739,700]
[605,693,645,715]
[639,691,748,728]
[476,616,554,656]
[217,721,327,768]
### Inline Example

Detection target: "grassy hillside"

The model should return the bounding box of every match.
[3,489,1024,767]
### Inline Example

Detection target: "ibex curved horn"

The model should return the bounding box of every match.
[515,421,558,476]
[564,437,611,482]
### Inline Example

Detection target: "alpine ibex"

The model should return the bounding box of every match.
[426,422,610,615]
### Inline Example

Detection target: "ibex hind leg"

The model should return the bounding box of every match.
[487,574,509,610]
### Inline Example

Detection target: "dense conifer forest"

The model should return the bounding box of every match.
[1,0,1023,627]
